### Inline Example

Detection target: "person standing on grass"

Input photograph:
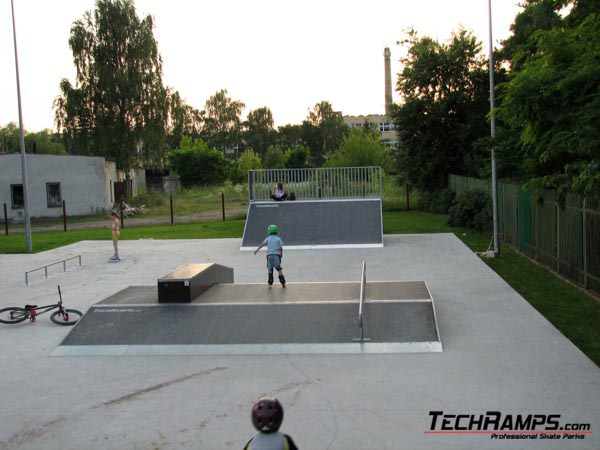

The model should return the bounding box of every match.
[254,224,286,288]
[107,211,121,262]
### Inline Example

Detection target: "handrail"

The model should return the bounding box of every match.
[25,255,82,286]
[356,260,369,343]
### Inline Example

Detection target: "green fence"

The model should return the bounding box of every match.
[449,174,600,296]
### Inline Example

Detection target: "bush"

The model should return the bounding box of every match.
[447,189,493,232]
[168,137,229,187]
[418,188,455,214]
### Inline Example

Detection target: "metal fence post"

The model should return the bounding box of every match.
[3,203,7,235]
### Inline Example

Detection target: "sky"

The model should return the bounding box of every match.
[0,0,523,132]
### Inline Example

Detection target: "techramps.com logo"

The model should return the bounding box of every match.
[425,411,593,441]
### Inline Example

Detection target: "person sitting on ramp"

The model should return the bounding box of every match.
[254,224,286,288]
[271,182,288,201]
[244,397,298,450]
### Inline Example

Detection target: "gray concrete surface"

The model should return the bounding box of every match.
[0,234,598,449]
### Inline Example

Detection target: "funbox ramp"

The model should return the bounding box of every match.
[51,281,442,356]
[240,198,383,250]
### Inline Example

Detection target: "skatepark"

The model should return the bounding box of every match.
[0,168,598,449]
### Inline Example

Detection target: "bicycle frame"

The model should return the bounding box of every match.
[23,303,62,323]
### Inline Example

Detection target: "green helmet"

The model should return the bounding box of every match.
[267,224,278,235]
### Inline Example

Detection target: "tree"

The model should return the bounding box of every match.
[54,0,168,176]
[499,0,563,70]
[0,123,66,155]
[276,124,303,149]
[326,128,391,171]
[168,136,228,187]
[229,149,262,184]
[263,145,285,169]
[166,89,202,152]
[284,146,310,169]
[243,107,276,159]
[392,29,490,191]
[497,12,600,195]
[0,123,20,154]
[304,101,348,166]
[201,89,245,154]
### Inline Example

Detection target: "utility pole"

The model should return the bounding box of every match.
[488,0,500,257]
[11,0,32,253]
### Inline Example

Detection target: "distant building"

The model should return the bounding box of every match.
[0,154,143,220]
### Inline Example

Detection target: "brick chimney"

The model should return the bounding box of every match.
[384,47,392,116]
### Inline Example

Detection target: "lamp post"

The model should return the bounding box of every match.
[488,0,500,257]
[10,0,32,253]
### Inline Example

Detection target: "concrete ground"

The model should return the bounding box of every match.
[0,234,598,449]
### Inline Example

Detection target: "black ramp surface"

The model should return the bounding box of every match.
[241,199,383,248]
[60,302,438,346]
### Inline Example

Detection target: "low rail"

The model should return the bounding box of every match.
[25,255,82,286]
[354,261,370,343]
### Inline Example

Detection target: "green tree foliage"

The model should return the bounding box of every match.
[228,149,262,184]
[497,5,600,195]
[168,137,228,187]
[54,0,167,174]
[325,128,391,171]
[276,124,303,149]
[201,89,245,154]
[303,101,348,166]
[263,145,285,169]
[243,107,276,159]
[166,89,202,152]
[499,0,563,70]
[0,123,66,155]
[392,29,490,191]
[284,146,310,169]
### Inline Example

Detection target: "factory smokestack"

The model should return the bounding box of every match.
[384,47,392,116]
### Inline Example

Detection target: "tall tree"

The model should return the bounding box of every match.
[326,128,391,171]
[304,101,348,166]
[243,107,276,159]
[54,0,168,176]
[498,11,600,195]
[166,89,202,151]
[392,29,490,191]
[201,89,245,155]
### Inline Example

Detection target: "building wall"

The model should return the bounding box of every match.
[342,114,398,148]
[0,154,115,220]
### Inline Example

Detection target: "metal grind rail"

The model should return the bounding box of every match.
[25,255,81,286]
[354,261,370,343]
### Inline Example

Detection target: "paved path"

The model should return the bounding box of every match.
[0,234,598,449]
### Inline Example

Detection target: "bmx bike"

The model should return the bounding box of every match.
[0,285,83,326]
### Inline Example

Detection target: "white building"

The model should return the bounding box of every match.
[0,154,119,220]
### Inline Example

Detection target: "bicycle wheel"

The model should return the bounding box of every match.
[50,308,83,326]
[0,307,29,324]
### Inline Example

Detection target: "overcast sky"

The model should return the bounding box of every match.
[0,0,523,131]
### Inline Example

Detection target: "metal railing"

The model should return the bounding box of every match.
[354,261,370,343]
[248,167,382,202]
[25,255,81,286]
[449,174,600,297]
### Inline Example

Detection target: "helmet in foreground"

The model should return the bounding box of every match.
[251,397,284,433]
[267,224,278,235]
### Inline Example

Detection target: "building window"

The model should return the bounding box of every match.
[379,122,391,132]
[46,182,62,207]
[11,184,24,209]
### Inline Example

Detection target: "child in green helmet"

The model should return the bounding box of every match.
[254,224,286,288]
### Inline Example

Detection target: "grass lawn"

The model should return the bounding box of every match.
[1,209,598,366]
